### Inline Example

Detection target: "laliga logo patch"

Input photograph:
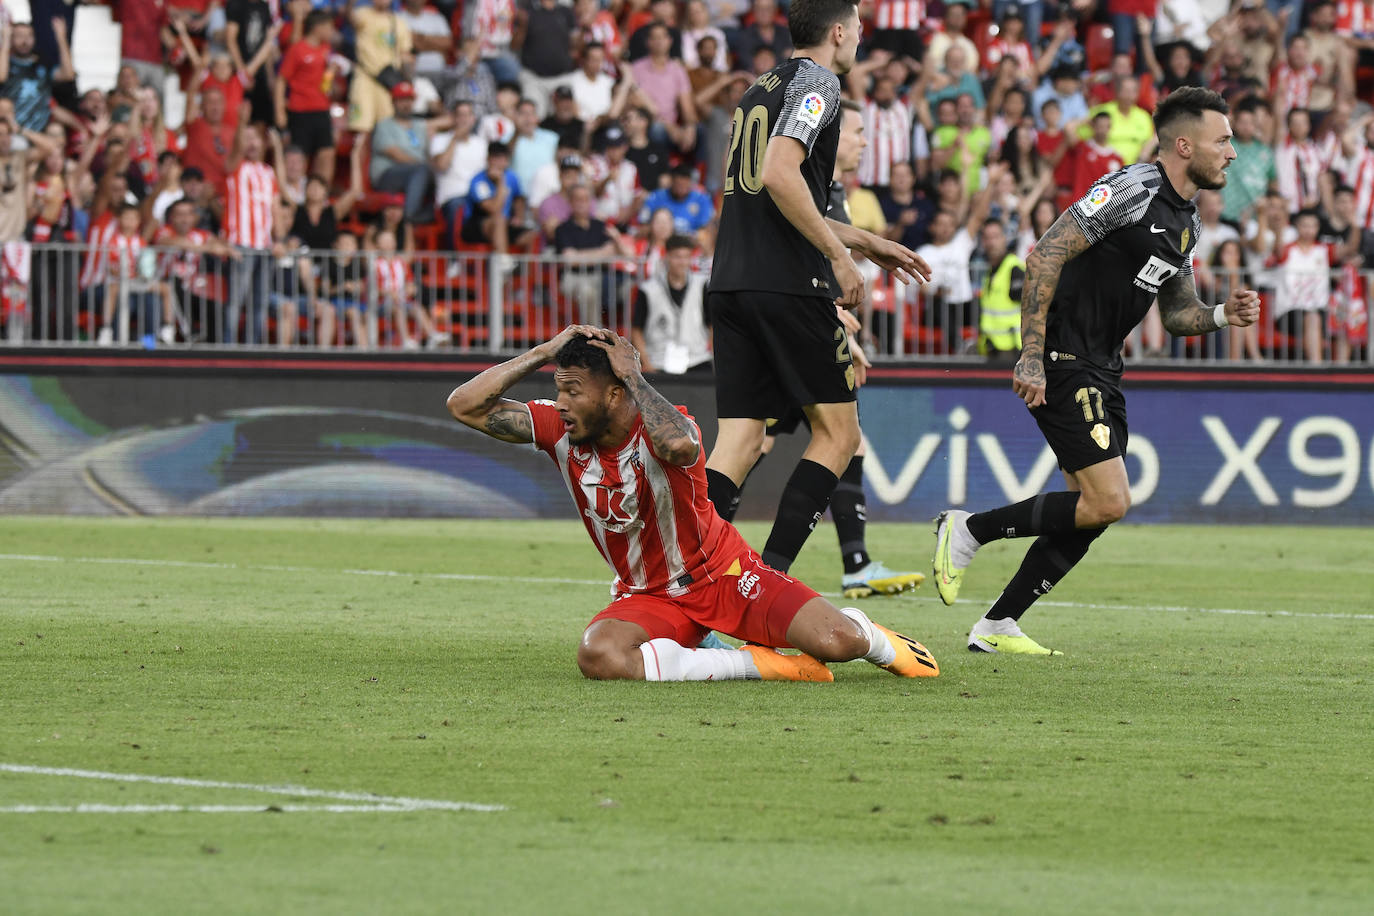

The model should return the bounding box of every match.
[798,92,826,128]
[1078,184,1112,216]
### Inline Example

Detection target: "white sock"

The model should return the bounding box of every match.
[950,511,979,567]
[839,607,896,666]
[638,638,757,681]
[971,616,1025,637]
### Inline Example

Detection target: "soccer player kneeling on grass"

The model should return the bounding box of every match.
[447,325,938,682]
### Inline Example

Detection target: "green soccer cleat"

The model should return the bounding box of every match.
[932,510,972,606]
[967,618,1062,656]
[841,560,925,598]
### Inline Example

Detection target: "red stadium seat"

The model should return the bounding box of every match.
[1086,24,1115,73]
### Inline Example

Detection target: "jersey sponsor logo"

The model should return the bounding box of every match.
[586,484,640,532]
[798,92,826,129]
[737,569,763,599]
[1090,423,1112,450]
[1133,254,1180,294]
[1078,184,1112,215]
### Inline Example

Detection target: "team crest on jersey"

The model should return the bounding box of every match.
[1179,227,1190,253]
[1090,423,1111,450]
[1078,184,1112,216]
[798,92,826,129]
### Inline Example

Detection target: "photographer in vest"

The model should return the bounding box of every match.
[630,234,712,374]
[977,218,1024,363]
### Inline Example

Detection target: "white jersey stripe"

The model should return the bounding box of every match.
[639,444,688,590]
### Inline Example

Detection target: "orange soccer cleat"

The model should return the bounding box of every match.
[872,623,940,678]
[740,645,835,682]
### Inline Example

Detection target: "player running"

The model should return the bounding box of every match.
[704,0,930,579]
[447,325,938,682]
[931,87,1261,655]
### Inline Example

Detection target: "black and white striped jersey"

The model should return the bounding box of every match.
[710,57,843,299]
[1050,161,1204,375]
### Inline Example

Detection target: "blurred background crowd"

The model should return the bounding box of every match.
[0,0,1370,359]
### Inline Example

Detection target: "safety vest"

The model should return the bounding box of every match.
[640,272,711,373]
[979,253,1024,354]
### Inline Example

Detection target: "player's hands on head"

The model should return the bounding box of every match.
[544,323,605,355]
[831,252,866,310]
[586,330,643,380]
[1224,288,1261,327]
[1012,357,1047,409]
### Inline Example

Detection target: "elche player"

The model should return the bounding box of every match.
[704,0,930,583]
[446,325,938,683]
[931,87,1261,655]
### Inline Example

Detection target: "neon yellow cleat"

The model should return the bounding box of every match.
[967,622,1062,656]
[872,622,940,677]
[841,561,925,599]
[932,510,972,606]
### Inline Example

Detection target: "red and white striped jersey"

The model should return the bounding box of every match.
[1271,241,1335,317]
[1272,62,1317,112]
[872,0,926,30]
[373,255,411,300]
[858,98,912,188]
[1337,0,1374,37]
[983,38,1034,77]
[154,226,211,282]
[78,214,119,289]
[1275,137,1327,212]
[526,400,740,597]
[1344,145,1374,230]
[472,0,516,58]
[224,161,277,249]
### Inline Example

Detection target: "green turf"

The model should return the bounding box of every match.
[1,517,1371,915]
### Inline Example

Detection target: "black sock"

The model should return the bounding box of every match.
[830,456,870,575]
[966,492,1080,544]
[984,528,1105,620]
[761,459,838,574]
[705,468,741,522]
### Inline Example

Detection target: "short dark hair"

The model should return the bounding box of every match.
[157,150,180,166]
[487,140,511,158]
[555,334,621,384]
[1153,86,1229,145]
[665,234,696,252]
[304,9,332,34]
[1334,183,1354,196]
[1293,207,1321,223]
[168,197,194,214]
[788,0,857,49]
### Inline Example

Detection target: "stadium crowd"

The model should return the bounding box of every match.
[0,0,1371,359]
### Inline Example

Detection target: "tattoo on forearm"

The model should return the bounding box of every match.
[624,374,699,463]
[1019,213,1092,382]
[483,404,533,443]
[1157,276,1217,335]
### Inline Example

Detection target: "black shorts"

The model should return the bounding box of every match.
[287,110,335,157]
[710,290,856,420]
[1031,364,1129,474]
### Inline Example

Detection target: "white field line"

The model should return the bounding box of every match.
[0,763,506,813]
[1,804,429,814]
[0,552,1369,622]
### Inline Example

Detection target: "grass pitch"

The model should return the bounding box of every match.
[1,516,1372,915]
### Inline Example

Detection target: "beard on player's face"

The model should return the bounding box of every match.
[1187,158,1227,191]
[565,400,614,445]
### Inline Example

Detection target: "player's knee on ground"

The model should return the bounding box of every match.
[576,636,644,680]
[788,607,869,662]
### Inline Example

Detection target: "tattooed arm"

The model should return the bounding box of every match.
[1014,211,1093,407]
[589,332,701,466]
[1158,273,1262,335]
[446,324,601,443]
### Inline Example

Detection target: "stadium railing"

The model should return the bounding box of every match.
[1,242,1368,366]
